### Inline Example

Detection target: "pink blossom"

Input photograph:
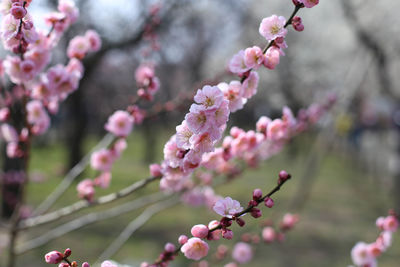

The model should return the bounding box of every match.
[241,71,259,99]
[135,63,155,87]
[185,106,212,135]
[105,110,134,137]
[262,227,276,243]
[292,16,304,31]
[351,242,376,267]
[213,197,243,218]
[267,118,288,141]
[77,179,95,201]
[259,15,287,41]
[1,123,18,142]
[191,224,209,239]
[90,149,113,172]
[176,121,193,150]
[180,237,209,261]
[218,81,246,112]
[232,242,253,264]
[256,116,271,134]
[244,46,264,69]
[224,263,238,267]
[6,142,21,158]
[67,36,90,59]
[229,50,251,75]
[194,85,224,110]
[298,0,319,8]
[85,30,101,52]
[44,250,64,264]
[382,215,398,232]
[26,100,47,124]
[93,172,112,188]
[264,46,281,70]
[58,0,79,23]
[281,213,299,230]
[0,107,10,121]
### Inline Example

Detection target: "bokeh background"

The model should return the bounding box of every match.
[1,0,400,266]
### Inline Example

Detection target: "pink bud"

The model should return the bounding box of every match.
[236,218,245,227]
[10,5,26,19]
[292,0,304,7]
[262,227,276,243]
[164,242,176,253]
[264,197,274,208]
[63,248,71,258]
[178,235,188,245]
[59,264,70,267]
[149,163,162,177]
[250,208,262,218]
[252,189,263,200]
[222,229,233,240]
[0,108,10,121]
[44,251,64,264]
[292,16,304,32]
[81,263,90,267]
[278,170,290,184]
[191,224,209,239]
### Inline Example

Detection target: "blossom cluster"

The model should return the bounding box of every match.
[155,0,319,193]
[0,0,101,159]
[137,171,291,266]
[351,212,398,267]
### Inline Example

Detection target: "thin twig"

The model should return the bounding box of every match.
[95,197,179,264]
[18,176,160,230]
[16,192,166,254]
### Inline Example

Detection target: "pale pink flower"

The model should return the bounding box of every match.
[281,213,299,230]
[351,242,375,267]
[259,15,287,41]
[256,116,271,134]
[241,71,259,99]
[213,99,230,127]
[213,197,243,218]
[382,215,398,232]
[262,227,276,243]
[299,0,319,8]
[264,46,281,70]
[77,179,95,201]
[0,107,10,121]
[194,85,223,110]
[176,121,193,150]
[1,123,18,142]
[67,36,90,59]
[58,0,79,23]
[267,119,288,141]
[6,141,20,158]
[229,50,251,75]
[135,63,155,86]
[163,135,184,168]
[44,250,64,264]
[232,242,253,264]
[90,149,113,172]
[26,100,47,125]
[105,110,134,137]
[185,106,212,135]
[93,172,112,188]
[85,30,101,52]
[180,237,209,261]
[3,55,22,84]
[218,81,246,112]
[244,46,264,69]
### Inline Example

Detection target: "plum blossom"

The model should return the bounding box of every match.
[298,0,319,8]
[105,110,134,137]
[213,197,243,218]
[232,242,253,264]
[229,50,251,75]
[44,250,63,264]
[90,149,113,172]
[259,15,287,41]
[180,237,209,261]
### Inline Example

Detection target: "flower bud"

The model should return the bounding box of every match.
[264,197,274,208]
[44,251,63,264]
[252,189,263,200]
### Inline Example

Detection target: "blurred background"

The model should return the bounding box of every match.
[1,0,400,266]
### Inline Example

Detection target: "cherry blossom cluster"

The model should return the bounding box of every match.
[173,96,334,210]
[0,0,101,159]
[350,211,398,267]
[155,0,319,193]
[136,171,291,266]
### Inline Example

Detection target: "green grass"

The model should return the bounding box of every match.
[5,130,399,267]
